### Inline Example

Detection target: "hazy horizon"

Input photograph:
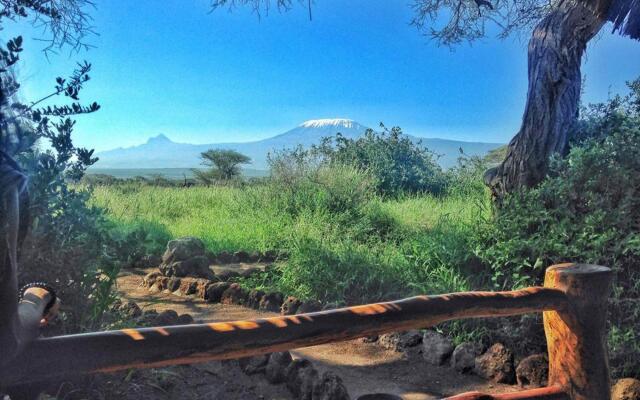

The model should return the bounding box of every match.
[105,118,506,151]
[4,0,640,152]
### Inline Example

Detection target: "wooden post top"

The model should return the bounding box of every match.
[543,263,612,400]
[546,263,611,275]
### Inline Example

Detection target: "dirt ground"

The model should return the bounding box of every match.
[111,269,521,400]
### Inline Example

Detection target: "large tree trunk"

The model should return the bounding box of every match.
[485,0,608,198]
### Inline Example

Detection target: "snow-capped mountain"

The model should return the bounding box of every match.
[259,119,368,147]
[93,119,502,170]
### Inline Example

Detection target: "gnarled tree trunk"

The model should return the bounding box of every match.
[485,0,608,197]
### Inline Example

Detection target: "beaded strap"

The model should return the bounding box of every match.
[19,282,57,314]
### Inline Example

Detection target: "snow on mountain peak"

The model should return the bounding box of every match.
[299,118,356,129]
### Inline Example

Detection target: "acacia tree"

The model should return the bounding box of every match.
[193,149,251,184]
[211,0,639,197]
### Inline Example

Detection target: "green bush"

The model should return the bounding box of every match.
[315,125,449,197]
[475,78,640,378]
[268,155,377,218]
[0,34,153,332]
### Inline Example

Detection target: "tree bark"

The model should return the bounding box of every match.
[485,0,608,197]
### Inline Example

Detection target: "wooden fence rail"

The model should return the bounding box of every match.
[0,263,612,400]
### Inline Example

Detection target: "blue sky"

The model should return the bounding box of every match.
[5,0,640,151]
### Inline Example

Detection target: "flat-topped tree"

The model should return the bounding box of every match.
[211,0,640,198]
[193,149,252,184]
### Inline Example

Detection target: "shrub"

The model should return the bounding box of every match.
[476,79,640,290]
[475,78,640,378]
[268,153,377,219]
[0,28,147,332]
[315,125,449,197]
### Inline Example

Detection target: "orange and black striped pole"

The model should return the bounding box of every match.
[1,287,567,386]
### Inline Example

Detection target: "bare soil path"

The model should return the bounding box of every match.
[115,269,520,399]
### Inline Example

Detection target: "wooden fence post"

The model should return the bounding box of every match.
[543,263,612,400]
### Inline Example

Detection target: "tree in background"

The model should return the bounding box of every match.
[211,0,640,197]
[193,149,251,184]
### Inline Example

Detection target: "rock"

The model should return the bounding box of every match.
[234,250,251,263]
[205,250,218,263]
[166,277,181,292]
[265,351,293,384]
[281,296,302,315]
[259,292,284,312]
[179,279,197,296]
[196,280,211,299]
[148,282,161,293]
[160,255,212,278]
[247,289,266,309]
[262,250,278,262]
[474,343,516,384]
[205,282,231,303]
[154,310,180,326]
[159,261,182,277]
[298,300,323,314]
[138,254,161,268]
[176,313,194,325]
[188,255,215,278]
[299,365,320,400]
[115,301,142,319]
[220,283,248,305]
[451,342,484,373]
[164,237,205,262]
[157,277,170,290]
[143,271,162,287]
[158,237,212,279]
[216,270,241,281]
[361,335,379,343]
[136,310,159,326]
[312,371,350,400]
[285,358,312,396]
[515,354,548,388]
[247,251,261,263]
[379,330,422,352]
[239,354,270,375]
[612,378,640,400]
[216,251,238,264]
[143,309,158,317]
[422,330,454,365]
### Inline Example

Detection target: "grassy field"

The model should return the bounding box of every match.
[87,167,269,180]
[90,181,491,304]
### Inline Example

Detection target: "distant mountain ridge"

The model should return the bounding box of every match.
[93,119,503,170]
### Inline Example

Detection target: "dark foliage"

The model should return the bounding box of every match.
[0,2,146,332]
[313,125,449,197]
[475,78,640,378]
[209,0,640,45]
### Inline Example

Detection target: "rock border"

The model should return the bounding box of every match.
[142,269,321,315]
[240,351,350,400]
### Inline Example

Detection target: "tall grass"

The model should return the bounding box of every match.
[90,184,288,252]
[89,168,491,304]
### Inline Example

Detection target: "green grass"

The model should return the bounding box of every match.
[87,167,269,179]
[91,185,287,252]
[90,177,491,304]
